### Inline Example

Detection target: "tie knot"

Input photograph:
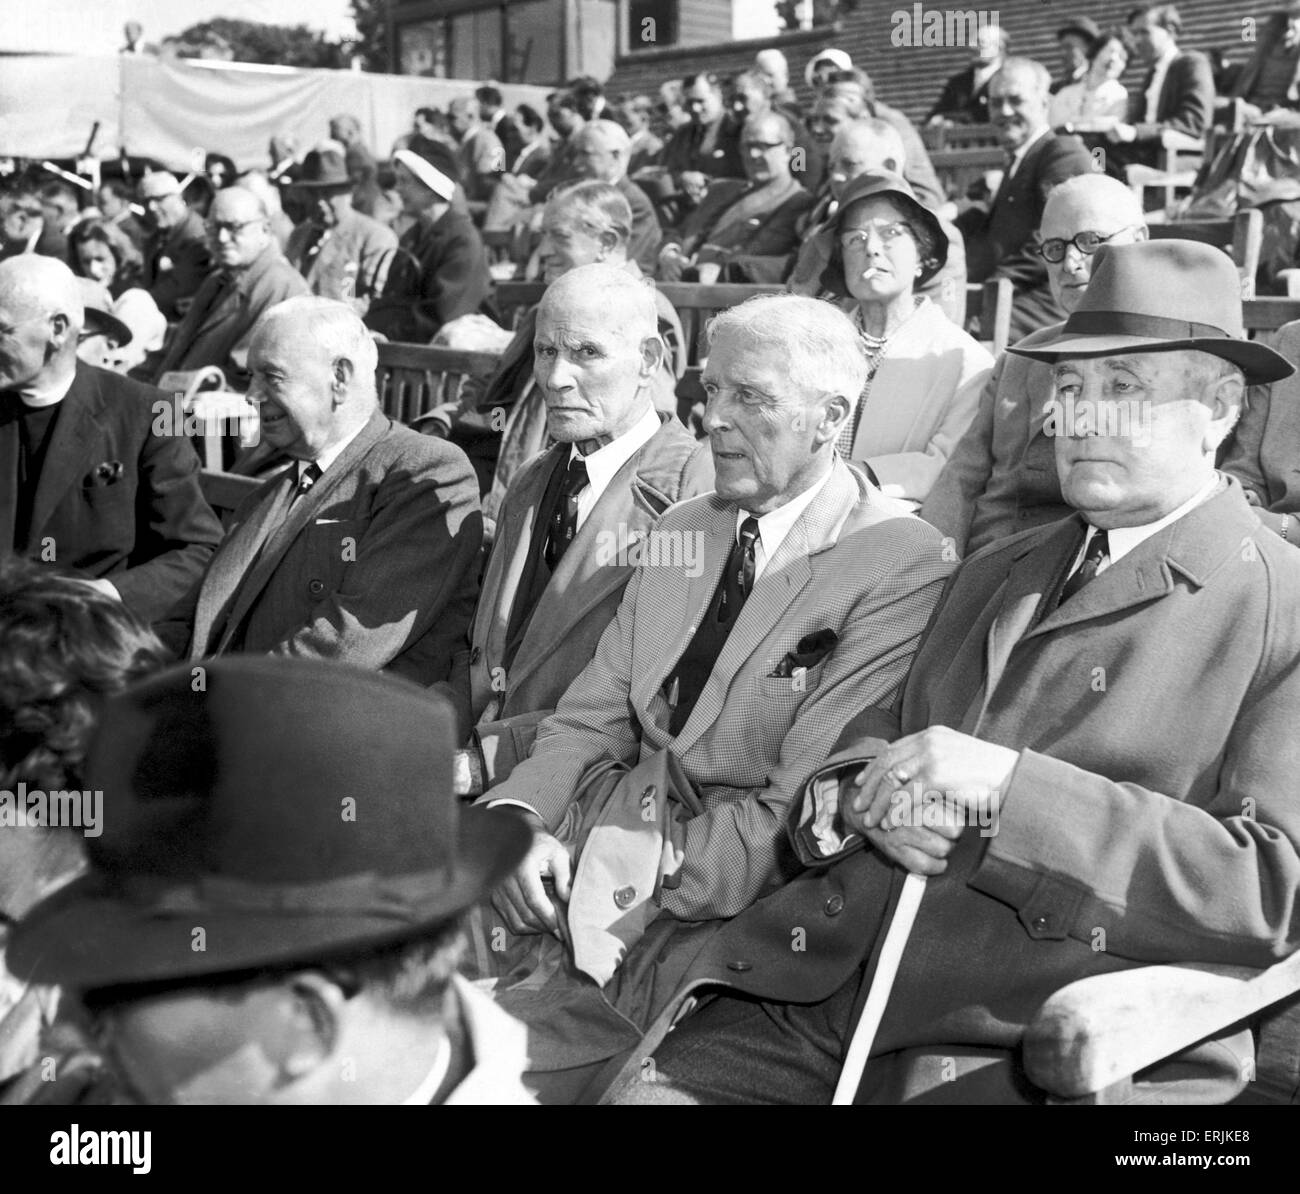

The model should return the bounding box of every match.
[566,456,589,485]
[1084,527,1109,562]
[738,516,760,548]
[297,462,323,494]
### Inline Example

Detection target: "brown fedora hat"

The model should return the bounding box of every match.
[1009,240,1294,386]
[9,658,530,990]
[290,145,353,191]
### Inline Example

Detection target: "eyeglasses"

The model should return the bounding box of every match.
[840,220,914,252]
[1035,227,1135,263]
[206,217,264,238]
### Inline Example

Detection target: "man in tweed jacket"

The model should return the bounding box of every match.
[469,295,952,1095]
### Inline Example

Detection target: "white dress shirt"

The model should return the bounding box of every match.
[734,466,834,582]
[569,403,660,530]
[299,420,368,486]
[1005,129,1050,180]
[1144,45,1179,124]
[1072,473,1221,577]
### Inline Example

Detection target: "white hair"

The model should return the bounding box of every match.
[707,295,868,407]
[576,119,631,156]
[258,296,378,398]
[0,255,84,329]
[1044,173,1146,227]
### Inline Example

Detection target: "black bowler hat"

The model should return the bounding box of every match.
[290,146,353,192]
[9,657,530,989]
[1057,16,1101,42]
[1008,240,1294,387]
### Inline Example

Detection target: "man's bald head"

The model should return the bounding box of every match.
[0,255,84,391]
[533,264,663,450]
[208,186,272,270]
[827,118,907,199]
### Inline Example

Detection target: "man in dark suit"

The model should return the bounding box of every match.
[925,22,1009,125]
[660,73,747,197]
[955,58,1093,340]
[1106,4,1215,172]
[365,146,492,344]
[657,111,813,284]
[138,172,212,321]
[452,264,713,793]
[1233,4,1300,113]
[609,241,1300,1106]
[477,84,525,169]
[177,298,482,689]
[6,657,536,1105]
[0,255,221,625]
[146,186,309,389]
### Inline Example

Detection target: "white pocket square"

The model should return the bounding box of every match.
[314,517,344,525]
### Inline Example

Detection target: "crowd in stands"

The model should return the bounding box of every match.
[3,3,1300,1108]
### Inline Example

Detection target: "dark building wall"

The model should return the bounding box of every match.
[608,1,1275,123]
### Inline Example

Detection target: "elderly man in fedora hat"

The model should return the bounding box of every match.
[283,146,398,317]
[608,239,1300,1106]
[5,657,535,1105]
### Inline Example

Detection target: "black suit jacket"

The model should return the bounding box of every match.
[926,65,993,125]
[365,207,493,343]
[1127,50,1216,144]
[955,131,1092,336]
[0,364,222,623]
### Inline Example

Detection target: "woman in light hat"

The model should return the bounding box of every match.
[822,168,992,506]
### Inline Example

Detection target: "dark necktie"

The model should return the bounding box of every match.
[544,456,588,569]
[666,516,760,735]
[1057,528,1109,608]
[293,461,323,504]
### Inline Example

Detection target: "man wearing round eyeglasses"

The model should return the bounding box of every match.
[925,173,1147,554]
[657,111,812,284]
[145,185,307,389]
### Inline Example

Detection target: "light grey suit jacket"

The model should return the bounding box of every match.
[483,458,954,922]
[466,413,714,784]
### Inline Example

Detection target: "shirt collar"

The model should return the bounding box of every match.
[305,418,368,478]
[735,465,835,560]
[1086,473,1221,565]
[401,1035,451,1105]
[568,402,659,496]
[1009,129,1050,173]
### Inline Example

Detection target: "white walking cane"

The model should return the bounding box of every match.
[831,870,927,1105]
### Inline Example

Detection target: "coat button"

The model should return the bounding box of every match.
[470,646,482,664]
[613,885,637,909]
[824,894,845,916]
[308,579,325,596]
[726,960,752,972]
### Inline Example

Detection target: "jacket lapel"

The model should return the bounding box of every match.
[27,369,100,545]
[0,400,18,550]
[669,462,854,756]
[508,425,676,688]
[213,410,388,651]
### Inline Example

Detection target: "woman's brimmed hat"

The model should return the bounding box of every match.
[820,168,948,297]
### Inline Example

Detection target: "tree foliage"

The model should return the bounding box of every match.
[172,18,349,69]
[349,0,390,74]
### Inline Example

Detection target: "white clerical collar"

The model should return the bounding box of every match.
[401,1035,452,1105]
[1084,473,1220,571]
[16,370,76,408]
[568,401,659,504]
[735,464,834,578]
